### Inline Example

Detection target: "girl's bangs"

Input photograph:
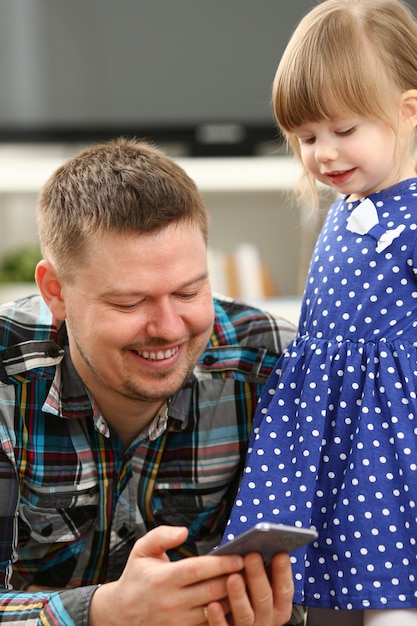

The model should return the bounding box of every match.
[274,55,392,133]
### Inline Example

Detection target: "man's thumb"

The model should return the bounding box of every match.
[132,525,189,559]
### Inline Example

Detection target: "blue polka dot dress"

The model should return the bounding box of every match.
[223,179,417,610]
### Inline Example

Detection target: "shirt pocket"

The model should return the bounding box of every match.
[18,479,99,546]
[151,476,240,555]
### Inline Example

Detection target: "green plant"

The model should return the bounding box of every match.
[0,245,42,283]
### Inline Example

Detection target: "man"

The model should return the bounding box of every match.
[0,138,300,625]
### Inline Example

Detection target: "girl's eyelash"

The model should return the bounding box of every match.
[297,125,356,143]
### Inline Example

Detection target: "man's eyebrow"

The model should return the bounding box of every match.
[101,272,209,298]
[175,271,210,288]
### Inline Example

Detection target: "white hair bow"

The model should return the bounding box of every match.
[346,197,405,253]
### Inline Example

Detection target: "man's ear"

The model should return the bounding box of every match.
[35,259,67,320]
[399,89,417,130]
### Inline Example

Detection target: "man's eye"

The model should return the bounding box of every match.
[177,291,197,300]
[114,302,140,310]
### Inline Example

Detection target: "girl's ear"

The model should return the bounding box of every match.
[35,259,67,320]
[399,89,417,130]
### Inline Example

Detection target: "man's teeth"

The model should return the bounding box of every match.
[140,347,178,360]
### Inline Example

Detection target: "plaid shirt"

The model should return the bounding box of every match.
[0,294,300,625]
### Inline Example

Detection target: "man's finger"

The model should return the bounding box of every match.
[132,525,188,559]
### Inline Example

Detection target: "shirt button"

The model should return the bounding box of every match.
[203,354,217,365]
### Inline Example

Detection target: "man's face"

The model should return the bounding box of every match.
[59,222,214,412]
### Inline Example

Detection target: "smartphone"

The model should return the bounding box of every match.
[211,522,318,565]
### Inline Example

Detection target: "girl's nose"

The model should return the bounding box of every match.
[315,139,338,163]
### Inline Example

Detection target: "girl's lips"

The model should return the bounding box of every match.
[325,168,356,186]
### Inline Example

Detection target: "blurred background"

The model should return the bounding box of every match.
[0,0,308,155]
[1,0,414,321]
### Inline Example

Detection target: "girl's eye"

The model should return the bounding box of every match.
[298,136,315,145]
[336,127,355,136]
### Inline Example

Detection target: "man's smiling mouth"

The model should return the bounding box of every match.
[137,346,179,361]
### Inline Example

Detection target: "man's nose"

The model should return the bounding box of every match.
[145,299,186,338]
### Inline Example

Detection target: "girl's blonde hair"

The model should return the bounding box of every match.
[273,0,417,207]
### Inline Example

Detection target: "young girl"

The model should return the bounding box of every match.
[223,1,417,624]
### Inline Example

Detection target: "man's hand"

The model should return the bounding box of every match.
[204,552,294,626]
[89,527,295,626]
[89,526,244,626]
